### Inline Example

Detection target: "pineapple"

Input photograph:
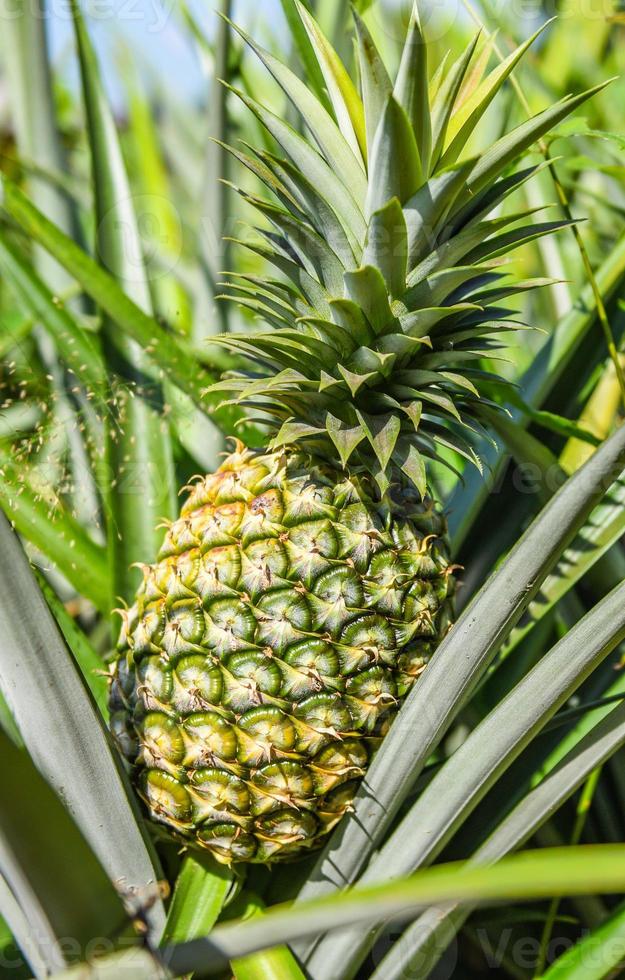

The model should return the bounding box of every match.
[109,3,597,863]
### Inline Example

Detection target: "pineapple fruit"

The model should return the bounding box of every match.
[110,3,598,863]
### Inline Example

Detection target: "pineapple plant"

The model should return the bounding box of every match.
[4,1,625,976]
[108,2,596,865]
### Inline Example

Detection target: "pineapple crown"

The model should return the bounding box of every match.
[209,2,604,497]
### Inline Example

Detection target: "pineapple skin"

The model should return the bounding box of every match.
[110,444,454,864]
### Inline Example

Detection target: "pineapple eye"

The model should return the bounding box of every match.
[340,614,396,653]
[256,589,312,654]
[204,598,257,651]
[255,760,314,803]
[318,778,361,815]
[282,484,336,526]
[195,545,241,601]
[255,808,318,843]
[183,712,238,762]
[347,666,397,702]
[142,770,192,824]
[198,502,245,550]
[313,567,364,607]
[191,768,251,813]
[130,601,165,653]
[136,656,173,703]
[238,705,296,751]
[312,740,369,774]
[139,712,185,764]
[283,639,340,677]
[239,539,289,597]
[109,711,138,761]
[161,601,205,657]
[175,655,223,706]
[368,550,406,585]
[295,693,352,734]
[346,667,398,732]
[198,823,257,862]
[225,652,282,690]
[287,519,338,559]
[239,490,285,545]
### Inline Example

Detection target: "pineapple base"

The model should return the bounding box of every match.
[110,445,454,864]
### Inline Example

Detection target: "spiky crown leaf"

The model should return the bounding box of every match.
[210,1,604,496]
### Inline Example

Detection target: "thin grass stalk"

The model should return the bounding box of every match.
[535,768,602,975]
[200,0,232,339]
[70,0,178,605]
[123,64,224,472]
[461,0,625,408]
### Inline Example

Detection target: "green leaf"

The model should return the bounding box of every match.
[296,1,367,164]
[502,470,625,669]
[0,687,20,747]
[362,198,408,298]
[404,161,474,267]
[231,895,307,980]
[0,179,200,395]
[356,411,401,474]
[0,733,131,973]
[448,207,625,552]
[353,10,392,157]
[465,80,613,198]
[325,412,365,466]
[0,512,165,937]
[542,899,625,979]
[123,61,222,473]
[343,266,394,332]
[440,21,552,168]
[0,873,49,977]
[50,949,165,980]
[0,450,110,614]
[228,87,367,248]
[366,95,423,217]
[48,847,625,979]
[161,852,232,944]
[229,20,367,202]
[430,32,481,171]
[374,700,625,980]
[395,441,427,497]
[0,178,258,442]
[34,569,109,719]
[279,0,331,108]
[394,1,431,172]
[0,0,80,293]
[202,1,234,335]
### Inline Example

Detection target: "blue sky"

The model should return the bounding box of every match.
[47,0,289,108]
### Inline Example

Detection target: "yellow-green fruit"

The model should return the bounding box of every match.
[110,445,454,864]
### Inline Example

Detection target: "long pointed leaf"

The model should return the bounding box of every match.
[165,848,625,976]
[0,733,130,973]
[0,513,165,937]
[375,700,625,980]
